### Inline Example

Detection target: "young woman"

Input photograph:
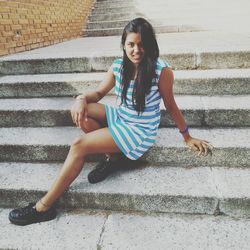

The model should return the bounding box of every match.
[9,18,212,226]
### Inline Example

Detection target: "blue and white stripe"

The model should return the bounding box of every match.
[105,57,170,160]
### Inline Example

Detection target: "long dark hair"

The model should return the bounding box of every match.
[120,18,159,114]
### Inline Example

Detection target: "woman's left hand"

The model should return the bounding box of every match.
[185,137,213,156]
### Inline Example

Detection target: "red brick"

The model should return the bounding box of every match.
[9,48,15,54]
[0,49,8,56]
[2,30,14,37]
[13,19,19,25]
[11,24,22,30]
[19,19,29,25]
[30,43,39,49]
[0,37,6,42]
[5,41,17,48]
[15,46,26,52]
[5,25,11,31]
[1,19,12,25]
[1,0,95,56]
[0,7,10,13]
[1,13,9,18]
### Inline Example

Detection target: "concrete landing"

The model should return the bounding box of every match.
[1,208,250,249]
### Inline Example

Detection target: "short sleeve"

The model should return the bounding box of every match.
[155,58,171,81]
[112,58,123,96]
[112,58,123,78]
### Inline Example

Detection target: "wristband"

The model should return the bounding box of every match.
[179,126,189,134]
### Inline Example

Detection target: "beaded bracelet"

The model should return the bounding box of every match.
[179,126,189,134]
[74,95,86,100]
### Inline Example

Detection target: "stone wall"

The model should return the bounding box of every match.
[0,0,95,56]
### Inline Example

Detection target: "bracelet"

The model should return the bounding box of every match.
[75,96,86,100]
[179,126,189,134]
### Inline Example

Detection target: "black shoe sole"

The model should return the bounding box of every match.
[9,211,57,226]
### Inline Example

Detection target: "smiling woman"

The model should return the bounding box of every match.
[120,19,159,114]
[124,33,145,65]
[8,17,213,227]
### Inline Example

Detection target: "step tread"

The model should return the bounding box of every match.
[0,162,249,199]
[2,68,250,84]
[84,25,203,31]
[0,72,105,84]
[87,19,132,24]
[0,127,249,148]
[0,95,249,110]
[1,69,249,97]
[1,31,250,61]
[1,207,250,250]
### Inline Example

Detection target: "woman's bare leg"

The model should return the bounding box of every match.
[79,103,113,161]
[36,128,120,212]
[36,103,120,212]
[78,103,107,132]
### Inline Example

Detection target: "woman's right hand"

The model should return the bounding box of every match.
[71,96,88,128]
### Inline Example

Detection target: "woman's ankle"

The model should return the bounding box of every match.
[35,199,51,212]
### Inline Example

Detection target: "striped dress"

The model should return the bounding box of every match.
[105,57,170,160]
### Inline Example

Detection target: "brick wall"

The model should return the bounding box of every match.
[0,0,95,56]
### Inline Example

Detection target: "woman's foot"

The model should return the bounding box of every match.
[9,201,57,226]
[35,199,51,212]
[88,157,116,184]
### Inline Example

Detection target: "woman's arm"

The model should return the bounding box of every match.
[71,65,115,127]
[159,67,212,156]
[159,68,191,141]
[76,65,115,103]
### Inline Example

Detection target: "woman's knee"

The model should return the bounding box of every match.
[70,135,87,156]
[80,120,92,133]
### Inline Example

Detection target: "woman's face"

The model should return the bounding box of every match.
[124,32,145,66]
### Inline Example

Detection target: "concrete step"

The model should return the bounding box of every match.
[1,208,250,250]
[96,0,134,2]
[96,0,132,1]
[1,69,249,98]
[89,12,137,22]
[90,0,250,33]
[0,95,249,127]
[86,19,204,33]
[91,6,133,15]
[1,32,250,74]
[93,1,135,11]
[0,127,249,167]
[89,10,235,22]
[1,162,250,217]
[93,1,134,9]
[86,19,144,30]
[83,25,204,37]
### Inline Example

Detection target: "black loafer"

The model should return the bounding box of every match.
[88,159,116,184]
[9,202,57,226]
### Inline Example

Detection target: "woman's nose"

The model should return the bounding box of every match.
[134,45,140,52]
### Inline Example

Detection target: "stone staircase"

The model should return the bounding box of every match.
[83,0,250,36]
[83,0,206,36]
[0,0,250,249]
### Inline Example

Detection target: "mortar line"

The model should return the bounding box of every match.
[195,51,202,69]
[200,95,207,126]
[97,212,110,250]
[209,166,222,215]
